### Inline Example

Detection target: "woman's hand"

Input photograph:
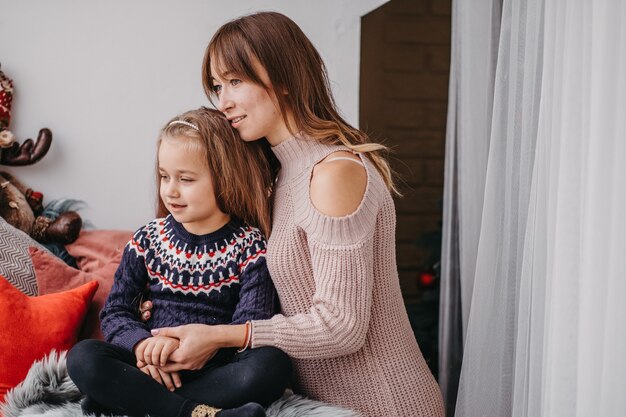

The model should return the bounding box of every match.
[138,363,181,392]
[139,300,153,321]
[150,324,220,372]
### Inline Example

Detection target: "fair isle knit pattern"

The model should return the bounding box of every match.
[135,217,264,296]
[250,136,445,417]
[101,216,278,352]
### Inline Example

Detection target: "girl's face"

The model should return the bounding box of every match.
[210,58,291,146]
[158,136,229,235]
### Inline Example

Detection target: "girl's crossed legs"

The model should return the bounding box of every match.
[67,339,292,417]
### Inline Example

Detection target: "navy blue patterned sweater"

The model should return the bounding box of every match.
[100,215,278,352]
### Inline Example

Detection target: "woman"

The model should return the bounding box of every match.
[148,11,445,417]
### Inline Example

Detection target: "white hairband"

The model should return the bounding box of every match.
[168,120,199,131]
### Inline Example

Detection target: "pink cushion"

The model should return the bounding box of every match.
[65,230,132,273]
[31,247,117,340]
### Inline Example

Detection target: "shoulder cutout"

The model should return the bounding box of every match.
[310,152,368,217]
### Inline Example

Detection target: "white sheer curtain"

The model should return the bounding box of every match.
[440,1,626,416]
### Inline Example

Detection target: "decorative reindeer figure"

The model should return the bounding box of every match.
[0,63,52,166]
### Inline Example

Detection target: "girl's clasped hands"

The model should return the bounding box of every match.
[134,334,181,391]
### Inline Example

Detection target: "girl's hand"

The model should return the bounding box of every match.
[150,324,222,372]
[138,363,181,392]
[134,335,179,367]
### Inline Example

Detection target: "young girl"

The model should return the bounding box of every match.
[67,107,291,417]
[149,12,446,417]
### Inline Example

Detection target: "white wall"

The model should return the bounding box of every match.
[0,0,387,230]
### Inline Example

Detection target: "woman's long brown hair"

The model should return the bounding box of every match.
[155,107,274,237]
[203,11,398,194]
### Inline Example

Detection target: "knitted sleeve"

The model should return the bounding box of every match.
[231,230,279,324]
[100,229,152,352]
[251,168,385,359]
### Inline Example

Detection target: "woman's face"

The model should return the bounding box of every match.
[210,57,291,146]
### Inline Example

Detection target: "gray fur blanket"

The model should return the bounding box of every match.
[1,351,359,417]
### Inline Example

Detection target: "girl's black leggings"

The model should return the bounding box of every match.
[67,339,292,417]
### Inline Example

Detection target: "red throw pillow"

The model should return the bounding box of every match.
[0,276,98,403]
[30,247,121,340]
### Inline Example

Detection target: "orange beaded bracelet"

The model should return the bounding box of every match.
[237,321,252,353]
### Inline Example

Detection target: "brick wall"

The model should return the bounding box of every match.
[360,0,451,299]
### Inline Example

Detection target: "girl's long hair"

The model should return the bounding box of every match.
[155,107,274,237]
[203,11,398,194]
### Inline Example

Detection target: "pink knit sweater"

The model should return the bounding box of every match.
[251,136,445,417]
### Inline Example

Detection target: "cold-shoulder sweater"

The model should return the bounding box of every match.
[250,136,445,417]
[101,216,278,352]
